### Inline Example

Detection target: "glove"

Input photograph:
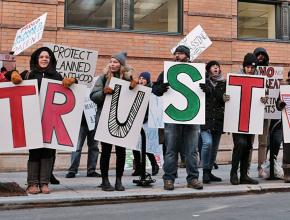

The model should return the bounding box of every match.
[223,93,230,102]
[199,83,208,93]
[11,70,22,84]
[129,76,137,90]
[103,86,114,94]
[160,82,169,93]
[279,101,286,109]
[62,77,76,88]
[260,97,268,104]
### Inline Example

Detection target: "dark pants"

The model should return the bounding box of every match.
[132,150,157,169]
[100,143,126,178]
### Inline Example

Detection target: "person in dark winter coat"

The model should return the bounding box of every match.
[199,61,226,184]
[226,53,266,185]
[132,72,159,176]
[25,47,76,194]
[152,45,203,191]
[90,52,137,191]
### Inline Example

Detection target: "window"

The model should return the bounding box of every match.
[65,0,181,34]
[238,1,276,39]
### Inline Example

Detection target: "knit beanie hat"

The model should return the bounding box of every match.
[112,51,127,66]
[174,45,190,58]
[206,60,220,72]
[243,53,258,68]
[139,71,151,84]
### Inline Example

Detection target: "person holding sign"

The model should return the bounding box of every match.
[226,53,266,185]
[199,61,225,184]
[24,47,76,194]
[152,45,203,190]
[90,52,137,191]
[0,67,8,82]
[132,71,159,176]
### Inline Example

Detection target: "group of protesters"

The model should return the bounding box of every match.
[1,43,290,195]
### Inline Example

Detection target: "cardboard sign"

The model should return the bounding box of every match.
[0,80,43,152]
[12,13,47,55]
[39,79,86,151]
[83,89,98,131]
[95,77,151,150]
[257,66,283,119]
[163,61,205,124]
[171,25,212,61]
[46,44,98,86]
[223,74,266,134]
[280,85,290,143]
[135,123,162,154]
[148,95,164,128]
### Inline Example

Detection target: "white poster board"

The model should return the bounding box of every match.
[223,74,266,134]
[95,77,151,150]
[39,79,86,151]
[46,44,98,87]
[12,13,47,55]
[171,25,212,61]
[0,80,43,152]
[280,85,290,143]
[163,61,205,124]
[257,66,283,119]
[148,95,164,128]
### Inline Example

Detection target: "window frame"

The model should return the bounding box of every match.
[64,0,183,36]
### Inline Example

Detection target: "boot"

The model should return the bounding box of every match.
[152,164,159,176]
[50,174,60,184]
[283,168,290,183]
[115,177,125,191]
[240,149,259,185]
[101,177,114,191]
[209,170,222,182]
[131,168,141,176]
[203,169,211,184]
[230,172,239,185]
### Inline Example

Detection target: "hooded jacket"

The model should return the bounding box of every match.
[253,47,269,66]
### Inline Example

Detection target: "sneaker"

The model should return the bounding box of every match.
[240,175,259,185]
[87,171,102,177]
[163,180,174,190]
[258,168,266,178]
[26,185,40,194]
[65,172,76,178]
[40,184,50,194]
[50,174,60,184]
[209,173,222,182]
[187,179,203,190]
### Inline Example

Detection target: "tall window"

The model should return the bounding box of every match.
[65,0,181,34]
[238,1,276,39]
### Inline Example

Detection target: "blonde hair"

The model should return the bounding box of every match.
[103,63,134,82]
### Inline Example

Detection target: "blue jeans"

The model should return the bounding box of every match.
[68,122,99,174]
[163,123,200,183]
[200,130,222,170]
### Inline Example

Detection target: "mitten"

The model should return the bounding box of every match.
[199,83,207,93]
[103,86,114,94]
[160,82,169,93]
[62,77,76,88]
[279,101,286,109]
[11,70,22,84]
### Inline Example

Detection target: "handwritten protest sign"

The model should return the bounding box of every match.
[39,79,86,151]
[280,85,290,143]
[163,61,205,124]
[0,80,43,152]
[148,95,164,128]
[171,25,212,61]
[46,44,98,86]
[223,74,266,134]
[12,13,47,55]
[95,77,151,150]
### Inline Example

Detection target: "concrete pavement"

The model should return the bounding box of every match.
[0,164,289,210]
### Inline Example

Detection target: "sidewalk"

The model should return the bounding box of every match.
[0,164,289,210]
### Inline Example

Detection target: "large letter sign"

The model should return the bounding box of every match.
[40,79,86,151]
[223,74,266,134]
[0,80,43,152]
[163,61,205,124]
[95,77,151,150]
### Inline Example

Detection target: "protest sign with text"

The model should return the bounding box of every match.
[95,77,151,150]
[223,74,266,134]
[0,80,43,152]
[257,66,283,119]
[148,95,164,128]
[12,13,47,55]
[39,79,86,151]
[171,25,212,61]
[46,44,98,86]
[280,85,290,143]
[163,61,205,124]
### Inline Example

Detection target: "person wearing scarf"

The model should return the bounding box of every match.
[199,61,226,184]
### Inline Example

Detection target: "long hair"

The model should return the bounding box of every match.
[103,63,134,82]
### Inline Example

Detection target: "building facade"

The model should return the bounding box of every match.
[0,0,289,171]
